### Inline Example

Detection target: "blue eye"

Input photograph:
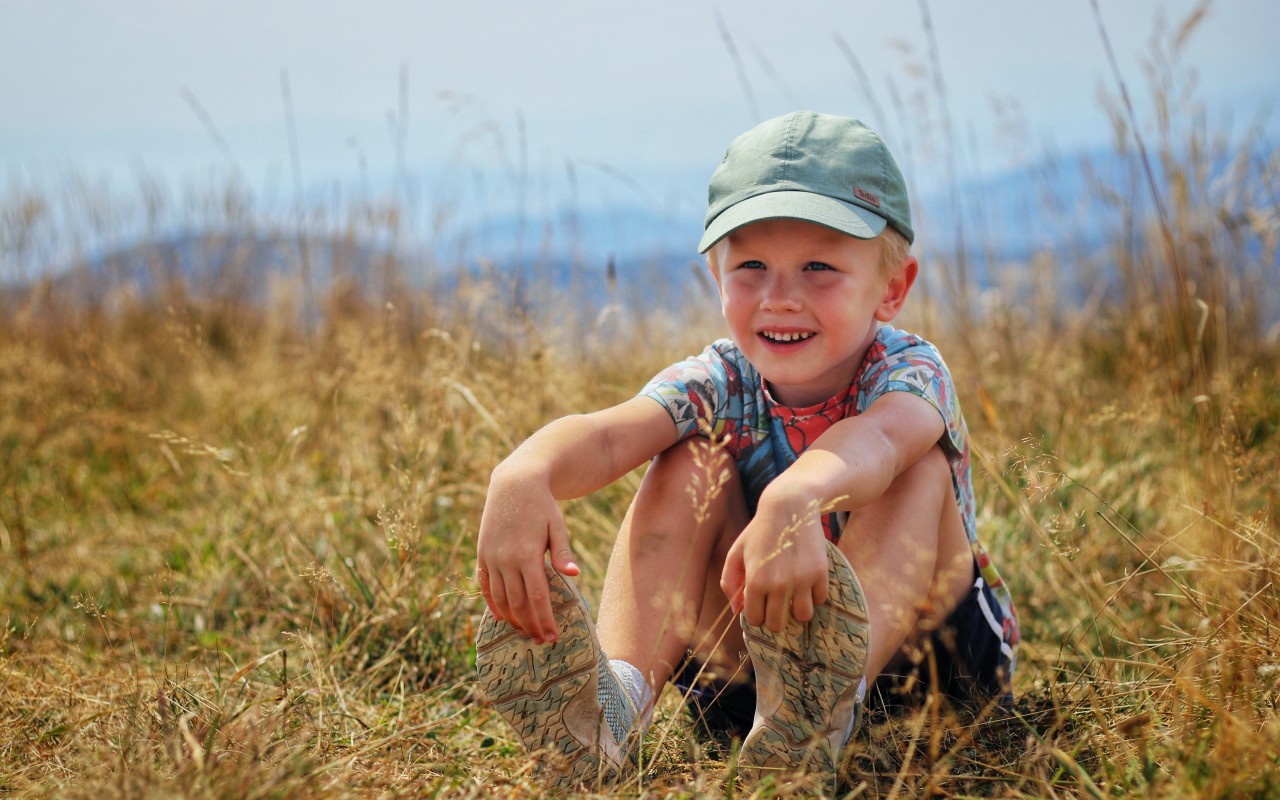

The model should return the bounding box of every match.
[804,261,835,271]
[739,260,766,270]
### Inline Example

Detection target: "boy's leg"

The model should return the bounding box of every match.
[596,438,749,699]
[735,445,970,790]
[839,444,975,683]
[476,438,746,789]
[584,440,970,785]
[595,440,970,707]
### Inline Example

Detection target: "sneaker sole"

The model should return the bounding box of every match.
[474,562,623,789]
[738,540,870,789]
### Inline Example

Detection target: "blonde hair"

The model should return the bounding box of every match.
[876,227,912,278]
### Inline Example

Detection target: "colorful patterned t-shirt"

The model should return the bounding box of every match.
[640,324,1019,661]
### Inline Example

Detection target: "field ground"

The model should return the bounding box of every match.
[4,26,1280,789]
[0,254,1277,798]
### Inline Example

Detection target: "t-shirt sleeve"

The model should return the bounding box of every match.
[639,342,735,441]
[857,333,966,457]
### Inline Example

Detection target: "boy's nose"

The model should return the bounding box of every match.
[760,274,803,312]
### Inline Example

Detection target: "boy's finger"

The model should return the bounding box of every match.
[743,586,766,628]
[489,571,513,629]
[519,564,558,644]
[791,590,815,623]
[763,590,789,633]
[719,553,746,614]
[476,565,501,619]
[510,579,536,638]
[503,571,536,636]
[547,518,580,577]
[814,571,830,608]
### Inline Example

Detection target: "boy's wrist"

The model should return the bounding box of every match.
[757,477,827,527]
[763,446,852,515]
[490,456,552,493]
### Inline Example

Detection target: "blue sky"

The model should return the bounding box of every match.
[2,0,1276,260]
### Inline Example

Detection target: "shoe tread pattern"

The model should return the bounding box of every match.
[739,541,870,789]
[474,563,620,788]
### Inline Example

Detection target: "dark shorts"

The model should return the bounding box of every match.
[672,573,1014,738]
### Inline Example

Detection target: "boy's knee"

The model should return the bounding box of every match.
[629,438,744,545]
[852,445,952,548]
[642,438,735,502]
[649,437,703,476]
[895,444,950,496]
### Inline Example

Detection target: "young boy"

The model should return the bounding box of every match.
[474,111,1019,790]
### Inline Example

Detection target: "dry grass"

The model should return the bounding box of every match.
[1,224,1277,797]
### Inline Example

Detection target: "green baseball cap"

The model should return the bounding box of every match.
[699,111,914,253]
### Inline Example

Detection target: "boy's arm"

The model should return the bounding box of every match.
[721,391,945,632]
[476,396,678,644]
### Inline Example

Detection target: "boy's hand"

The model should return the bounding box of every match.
[472,399,678,644]
[720,492,830,632]
[475,467,580,645]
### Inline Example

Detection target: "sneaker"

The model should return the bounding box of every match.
[738,540,871,792]
[474,561,639,789]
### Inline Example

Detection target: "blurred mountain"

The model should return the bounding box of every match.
[7,144,1272,316]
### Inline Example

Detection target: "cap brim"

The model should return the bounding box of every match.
[698,190,887,253]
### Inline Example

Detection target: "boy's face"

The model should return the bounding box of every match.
[709,218,915,407]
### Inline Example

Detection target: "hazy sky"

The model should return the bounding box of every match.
[2,0,1276,220]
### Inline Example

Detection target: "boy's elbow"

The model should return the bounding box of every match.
[867,415,944,484]
[867,426,903,485]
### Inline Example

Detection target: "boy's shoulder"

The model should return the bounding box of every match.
[862,326,946,375]
[857,326,957,402]
[868,324,932,358]
[643,337,760,402]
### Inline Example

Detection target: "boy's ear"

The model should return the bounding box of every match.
[874,255,918,322]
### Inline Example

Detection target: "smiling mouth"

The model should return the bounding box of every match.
[760,330,815,343]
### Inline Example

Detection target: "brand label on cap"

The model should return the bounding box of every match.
[854,187,881,207]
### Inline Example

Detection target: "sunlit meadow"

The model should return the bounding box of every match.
[2,12,1278,799]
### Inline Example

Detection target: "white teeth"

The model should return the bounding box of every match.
[762,331,813,343]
